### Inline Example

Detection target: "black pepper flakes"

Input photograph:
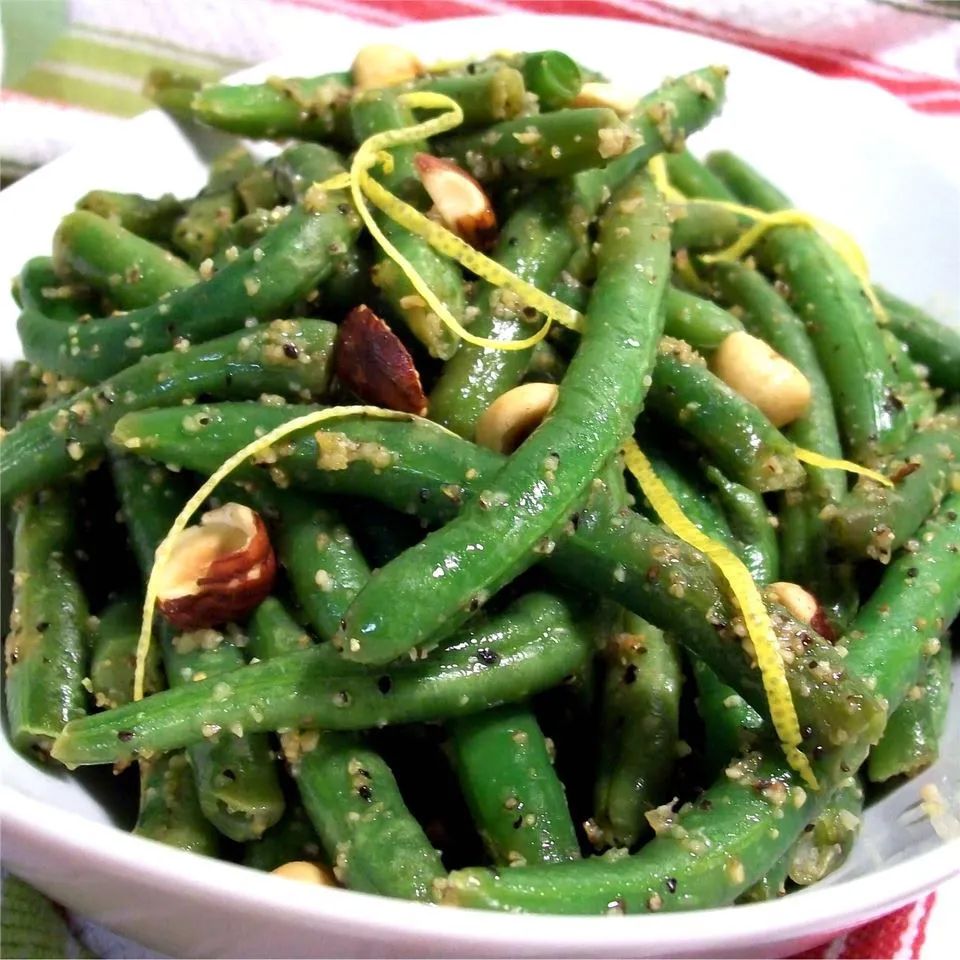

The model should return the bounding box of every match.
[623,664,638,685]
[665,877,678,894]
[357,783,373,801]
[118,730,134,742]
[282,342,299,360]
[377,675,392,694]
[477,648,499,666]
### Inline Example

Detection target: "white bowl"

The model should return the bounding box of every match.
[1,14,958,958]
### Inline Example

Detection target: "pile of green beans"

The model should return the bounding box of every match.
[2,43,957,917]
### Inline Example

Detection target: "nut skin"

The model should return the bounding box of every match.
[334,305,428,415]
[157,505,276,631]
[413,154,497,251]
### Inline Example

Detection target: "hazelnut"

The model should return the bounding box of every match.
[475,382,559,453]
[414,154,497,250]
[156,503,276,630]
[572,81,640,116]
[271,861,337,886]
[352,44,423,91]
[768,581,836,642]
[710,331,811,427]
[334,305,428,415]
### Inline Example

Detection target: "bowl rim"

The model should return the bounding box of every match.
[1,12,958,952]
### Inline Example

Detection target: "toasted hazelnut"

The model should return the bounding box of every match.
[335,305,428,415]
[352,43,423,91]
[414,154,497,250]
[768,581,836,642]
[710,331,812,427]
[156,503,276,631]
[571,81,640,116]
[271,861,337,886]
[475,382,559,454]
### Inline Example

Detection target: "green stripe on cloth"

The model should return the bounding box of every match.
[44,35,227,84]
[0,874,95,959]
[13,66,148,116]
[0,0,69,85]
[75,22,247,70]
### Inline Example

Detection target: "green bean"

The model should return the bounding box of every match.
[877,287,960,393]
[448,703,580,866]
[879,329,937,427]
[212,209,275,262]
[246,487,369,641]
[90,597,162,709]
[243,803,323,872]
[701,260,854,625]
[440,497,960,914]
[19,152,359,382]
[51,591,594,765]
[111,403,885,754]
[662,287,742,353]
[663,150,735,202]
[337,171,669,667]
[76,190,185,242]
[647,341,806,492]
[1,361,45,430]
[827,408,960,561]
[110,454,285,841]
[236,164,281,214]
[524,340,568,384]
[247,597,314,661]
[737,855,791,903]
[706,151,908,462]
[348,502,423,568]
[868,641,952,783]
[704,465,779,584]
[297,733,445,900]
[0,319,337,501]
[691,658,764,779]
[143,68,203,116]
[17,256,97,325]
[428,185,587,437]
[173,147,255,264]
[787,777,864,886]
[53,211,197,309]
[351,92,465,360]
[5,488,89,757]
[134,752,220,855]
[593,614,683,849]
[520,51,582,109]
[438,108,637,181]
[670,203,744,254]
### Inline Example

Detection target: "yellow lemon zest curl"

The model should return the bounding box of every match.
[133,405,439,702]
[793,446,893,488]
[314,91,583,352]
[623,437,819,789]
[648,155,886,322]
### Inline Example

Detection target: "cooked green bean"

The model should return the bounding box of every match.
[647,340,806,493]
[51,592,594,765]
[19,152,359,382]
[110,404,884,755]
[429,185,587,437]
[247,598,314,661]
[110,454,285,841]
[134,752,221,855]
[351,92,465,360]
[868,642,952,783]
[787,777,864,886]
[243,803,323,872]
[17,256,97,325]
[879,328,937,427]
[236,163,281,214]
[5,488,89,756]
[877,286,960,393]
[706,151,908,462]
[53,211,198,309]
[76,190,184,242]
[827,408,960,561]
[0,319,337,501]
[520,51,582,109]
[337,171,669,667]
[297,734,445,900]
[448,703,580,866]
[90,597,162,709]
[593,614,683,849]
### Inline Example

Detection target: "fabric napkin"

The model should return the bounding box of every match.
[1,1,958,958]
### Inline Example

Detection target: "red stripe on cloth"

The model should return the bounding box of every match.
[336,0,960,113]
[910,892,937,959]
[838,900,919,959]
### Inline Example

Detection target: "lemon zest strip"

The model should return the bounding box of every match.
[650,156,886,322]
[316,90,582,352]
[794,446,893,488]
[133,404,423,701]
[623,437,819,789]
